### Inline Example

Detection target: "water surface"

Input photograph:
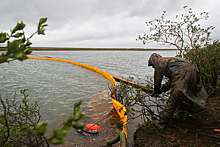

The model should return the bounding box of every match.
[0,50,176,146]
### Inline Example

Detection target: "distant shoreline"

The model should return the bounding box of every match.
[0,47,176,51]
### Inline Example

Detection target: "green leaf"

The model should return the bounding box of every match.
[16,21,26,30]
[55,129,68,139]
[12,32,24,38]
[73,113,84,122]
[74,100,82,108]
[72,122,85,129]
[38,17,47,26]
[73,113,80,121]
[119,107,123,113]
[26,40,32,46]
[24,48,32,55]
[62,125,73,132]
[35,121,48,136]
[0,32,8,43]
[0,53,9,63]
[42,24,48,28]
[7,40,22,54]
[37,18,48,35]
[12,21,25,34]
[76,107,80,112]
[21,37,26,43]
[131,108,135,111]
[38,28,45,35]
[12,51,28,61]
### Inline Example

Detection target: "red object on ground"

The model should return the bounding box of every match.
[214,129,220,132]
[86,124,101,130]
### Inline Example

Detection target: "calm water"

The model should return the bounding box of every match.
[0,50,176,146]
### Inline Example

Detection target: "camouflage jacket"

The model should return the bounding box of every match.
[148,53,208,112]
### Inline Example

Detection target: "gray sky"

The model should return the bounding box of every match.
[1,0,220,48]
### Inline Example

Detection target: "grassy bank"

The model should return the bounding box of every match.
[0,47,176,51]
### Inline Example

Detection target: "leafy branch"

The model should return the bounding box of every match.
[184,40,220,93]
[0,17,48,63]
[109,76,169,129]
[0,90,85,146]
[0,18,86,146]
[0,89,46,146]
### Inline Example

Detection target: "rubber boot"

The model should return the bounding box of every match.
[153,116,169,130]
[175,109,194,121]
[176,110,188,117]
[153,120,167,130]
[153,97,177,130]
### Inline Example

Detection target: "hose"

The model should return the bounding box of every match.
[105,132,127,147]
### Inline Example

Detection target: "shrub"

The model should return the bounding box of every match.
[0,90,85,146]
[184,40,220,93]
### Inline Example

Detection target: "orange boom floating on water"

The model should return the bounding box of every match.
[28,56,152,147]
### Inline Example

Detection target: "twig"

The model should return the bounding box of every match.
[0,95,10,147]
[199,132,220,139]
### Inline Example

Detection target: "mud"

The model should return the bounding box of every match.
[45,90,120,147]
[134,91,220,147]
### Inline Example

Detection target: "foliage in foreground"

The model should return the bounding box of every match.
[0,17,48,63]
[0,90,85,146]
[0,89,45,146]
[0,18,85,146]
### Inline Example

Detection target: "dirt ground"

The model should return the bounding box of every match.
[133,91,220,147]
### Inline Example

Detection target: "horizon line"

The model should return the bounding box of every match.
[0,47,177,51]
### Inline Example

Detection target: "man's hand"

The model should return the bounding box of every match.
[150,91,162,96]
[150,91,155,96]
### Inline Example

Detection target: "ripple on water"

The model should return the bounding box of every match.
[0,59,110,122]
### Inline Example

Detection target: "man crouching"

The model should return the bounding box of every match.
[148,53,208,130]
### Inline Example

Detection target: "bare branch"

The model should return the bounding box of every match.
[0,95,10,146]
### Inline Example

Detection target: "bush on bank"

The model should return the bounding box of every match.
[184,40,220,93]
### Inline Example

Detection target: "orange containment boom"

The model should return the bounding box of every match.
[28,56,127,144]
[112,75,153,94]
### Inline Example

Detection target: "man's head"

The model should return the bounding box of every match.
[148,53,162,67]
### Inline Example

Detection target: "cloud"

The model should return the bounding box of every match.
[1,0,220,48]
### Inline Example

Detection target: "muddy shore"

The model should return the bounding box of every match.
[133,91,220,147]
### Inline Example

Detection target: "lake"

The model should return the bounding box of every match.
[0,50,176,146]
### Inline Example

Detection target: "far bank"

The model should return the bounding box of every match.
[0,47,176,51]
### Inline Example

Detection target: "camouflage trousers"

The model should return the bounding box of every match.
[160,97,193,123]
[160,97,177,123]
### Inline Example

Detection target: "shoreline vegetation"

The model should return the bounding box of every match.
[0,47,176,51]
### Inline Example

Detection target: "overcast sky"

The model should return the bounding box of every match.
[1,0,220,48]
